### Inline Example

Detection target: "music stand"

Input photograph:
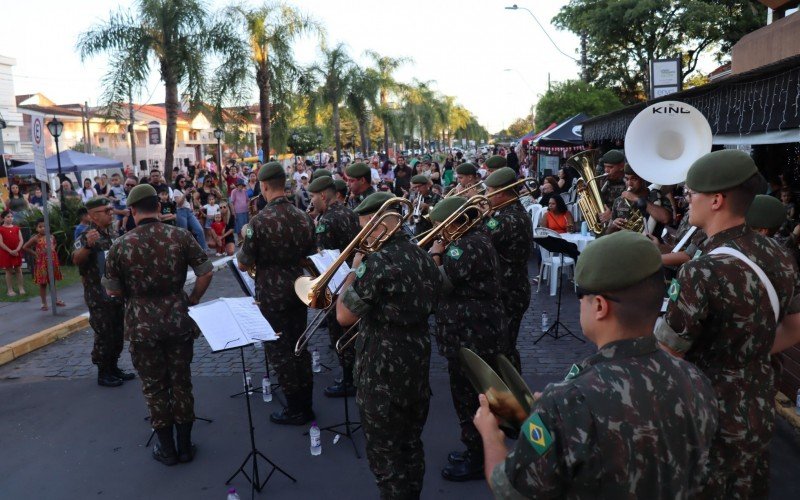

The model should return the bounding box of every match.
[533,236,584,344]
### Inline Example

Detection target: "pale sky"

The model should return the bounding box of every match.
[3,0,585,133]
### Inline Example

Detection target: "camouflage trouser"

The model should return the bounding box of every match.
[327,309,354,382]
[447,357,483,454]
[263,305,313,400]
[129,337,195,430]
[89,304,125,369]
[357,385,429,499]
[697,433,771,499]
[504,307,526,373]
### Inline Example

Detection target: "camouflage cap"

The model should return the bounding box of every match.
[601,149,625,165]
[345,162,371,180]
[686,150,758,193]
[485,155,507,170]
[126,184,158,207]
[429,196,468,223]
[746,194,786,230]
[484,167,516,188]
[334,179,348,194]
[411,174,430,185]
[354,191,394,216]
[311,168,333,180]
[456,162,477,175]
[308,176,334,193]
[575,231,662,292]
[85,196,111,210]
[258,161,285,181]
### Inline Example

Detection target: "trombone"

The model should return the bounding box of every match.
[484,177,539,211]
[415,195,493,248]
[445,180,486,198]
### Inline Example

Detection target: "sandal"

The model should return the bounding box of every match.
[19,289,26,295]
[56,300,66,307]
[41,305,48,311]
[7,290,17,297]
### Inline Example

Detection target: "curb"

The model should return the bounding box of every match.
[0,257,233,368]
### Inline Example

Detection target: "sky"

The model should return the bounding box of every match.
[3,0,585,133]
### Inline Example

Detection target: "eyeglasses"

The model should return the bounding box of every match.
[576,286,620,303]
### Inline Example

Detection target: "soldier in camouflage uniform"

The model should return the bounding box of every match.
[428,196,506,481]
[72,197,133,387]
[484,168,533,371]
[237,162,318,425]
[597,150,627,227]
[476,231,719,498]
[655,150,800,498]
[344,163,376,210]
[308,176,360,398]
[410,174,442,243]
[650,207,707,275]
[337,192,442,499]
[606,164,672,234]
[103,184,213,466]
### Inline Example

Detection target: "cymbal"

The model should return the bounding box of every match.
[496,355,534,414]
[459,347,526,432]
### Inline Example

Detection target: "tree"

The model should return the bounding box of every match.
[365,51,411,155]
[506,115,534,139]
[345,66,379,155]
[314,43,353,166]
[534,80,623,131]
[553,0,765,103]
[78,0,245,181]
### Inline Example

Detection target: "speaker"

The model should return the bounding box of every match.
[139,160,148,171]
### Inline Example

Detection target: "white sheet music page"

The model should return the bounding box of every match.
[189,298,277,352]
[223,297,277,342]
[308,249,351,295]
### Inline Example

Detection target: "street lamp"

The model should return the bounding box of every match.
[316,132,323,168]
[213,128,223,170]
[505,4,579,62]
[46,116,65,216]
[0,114,7,175]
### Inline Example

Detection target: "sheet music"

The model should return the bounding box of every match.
[308,249,351,295]
[189,297,277,352]
[230,257,256,297]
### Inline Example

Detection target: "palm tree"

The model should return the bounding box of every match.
[314,43,353,166]
[345,66,379,156]
[78,0,245,181]
[365,51,411,156]
[225,2,322,158]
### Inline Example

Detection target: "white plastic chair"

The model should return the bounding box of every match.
[533,227,576,293]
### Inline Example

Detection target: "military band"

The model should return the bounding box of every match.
[409,174,442,240]
[345,162,376,210]
[605,164,673,234]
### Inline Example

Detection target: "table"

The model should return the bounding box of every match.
[544,233,595,296]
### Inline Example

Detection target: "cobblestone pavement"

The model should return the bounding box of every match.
[0,259,593,382]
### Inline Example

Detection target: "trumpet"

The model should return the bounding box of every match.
[411,194,424,225]
[415,195,493,248]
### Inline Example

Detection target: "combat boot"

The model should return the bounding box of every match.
[270,394,315,426]
[97,368,123,388]
[447,449,467,464]
[441,450,484,482]
[109,363,136,381]
[175,422,196,463]
[152,427,178,466]
[324,369,355,398]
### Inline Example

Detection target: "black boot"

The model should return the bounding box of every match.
[110,363,136,381]
[448,449,467,464]
[270,394,315,426]
[441,450,484,482]
[97,368,123,388]
[325,364,355,397]
[152,427,178,466]
[175,422,196,463]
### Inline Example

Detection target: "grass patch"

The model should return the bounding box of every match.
[0,265,81,303]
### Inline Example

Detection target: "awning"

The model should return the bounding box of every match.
[535,113,589,145]
[9,150,123,175]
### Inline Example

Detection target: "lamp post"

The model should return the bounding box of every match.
[213,128,224,173]
[0,114,7,175]
[46,116,65,216]
[317,132,323,168]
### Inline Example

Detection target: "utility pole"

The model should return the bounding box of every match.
[580,31,589,83]
[129,92,137,167]
[84,101,93,153]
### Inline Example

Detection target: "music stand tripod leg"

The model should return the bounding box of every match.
[533,250,585,344]
[316,389,362,458]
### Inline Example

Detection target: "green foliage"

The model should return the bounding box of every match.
[286,126,321,155]
[534,80,623,131]
[20,197,84,264]
[506,116,534,139]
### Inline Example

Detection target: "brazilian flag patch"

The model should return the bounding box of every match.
[316,223,327,234]
[524,413,553,456]
[564,363,581,380]
[447,245,463,260]
[668,279,681,302]
[486,218,499,230]
[355,262,367,278]
[246,226,254,239]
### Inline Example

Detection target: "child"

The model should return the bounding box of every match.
[158,188,177,225]
[0,210,25,297]
[202,193,220,246]
[74,207,91,240]
[209,212,226,256]
[22,218,64,310]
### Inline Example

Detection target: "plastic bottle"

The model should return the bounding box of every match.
[244,369,253,396]
[227,487,241,500]
[262,374,272,402]
[312,349,322,373]
[541,312,549,332]
[310,421,322,456]
[581,221,589,236]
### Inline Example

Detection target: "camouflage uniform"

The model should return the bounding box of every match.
[316,200,360,377]
[341,233,442,499]
[103,219,212,429]
[656,225,800,498]
[436,228,505,456]
[237,197,316,405]
[492,336,719,499]
[76,223,124,371]
[485,200,533,371]
[609,188,672,228]
[413,192,443,241]
[599,178,626,210]
[347,186,376,210]
[673,214,707,259]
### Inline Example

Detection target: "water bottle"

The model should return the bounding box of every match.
[262,374,272,402]
[227,487,241,500]
[312,349,321,373]
[309,421,322,456]
[541,312,549,332]
[581,221,589,236]
[796,388,800,416]
[244,369,253,396]
[254,340,263,350]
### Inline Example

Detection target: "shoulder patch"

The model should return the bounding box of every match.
[246,226,254,239]
[316,223,327,234]
[565,363,581,380]
[668,278,681,302]
[355,262,367,279]
[486,218,499,230]
[446,245,463,260]
[523,413,553,456]
[73,239,83,250]
[692,250,702,260]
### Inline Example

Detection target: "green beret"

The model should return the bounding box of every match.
[334,179,348,194]
[624,164,636,176]
[311,168,333,180]
[411,175,430,185]
[345,162,371,179]
[746,194,786,230]
[601,149,625,165]
[258,161,285,181]
[485,155,507,170]
[575,231,662,292]
[429,196,467,223]
[126,184,157,207]
[686,150,758,193]
[484,167,516,188]
[354,191,394,216]
[456,162,477,176]
[308,176,334,193]
[85,196,111,210]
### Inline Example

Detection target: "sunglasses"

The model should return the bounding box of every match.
[575,286,620,303]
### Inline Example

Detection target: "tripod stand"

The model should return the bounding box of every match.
[228,343,286,409]
[226,346,296,498]
[533,236,584,344]
[313,371,362,458]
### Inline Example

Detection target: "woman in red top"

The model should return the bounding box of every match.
[541,195,575,234]
[0,210,26,296]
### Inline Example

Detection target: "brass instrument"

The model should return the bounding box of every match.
[621,188,645,233]
[415,195,493,248]
[568,149,607,235]
[485,177,539,211]
[445,180,486,198]
[411,193,424,225]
